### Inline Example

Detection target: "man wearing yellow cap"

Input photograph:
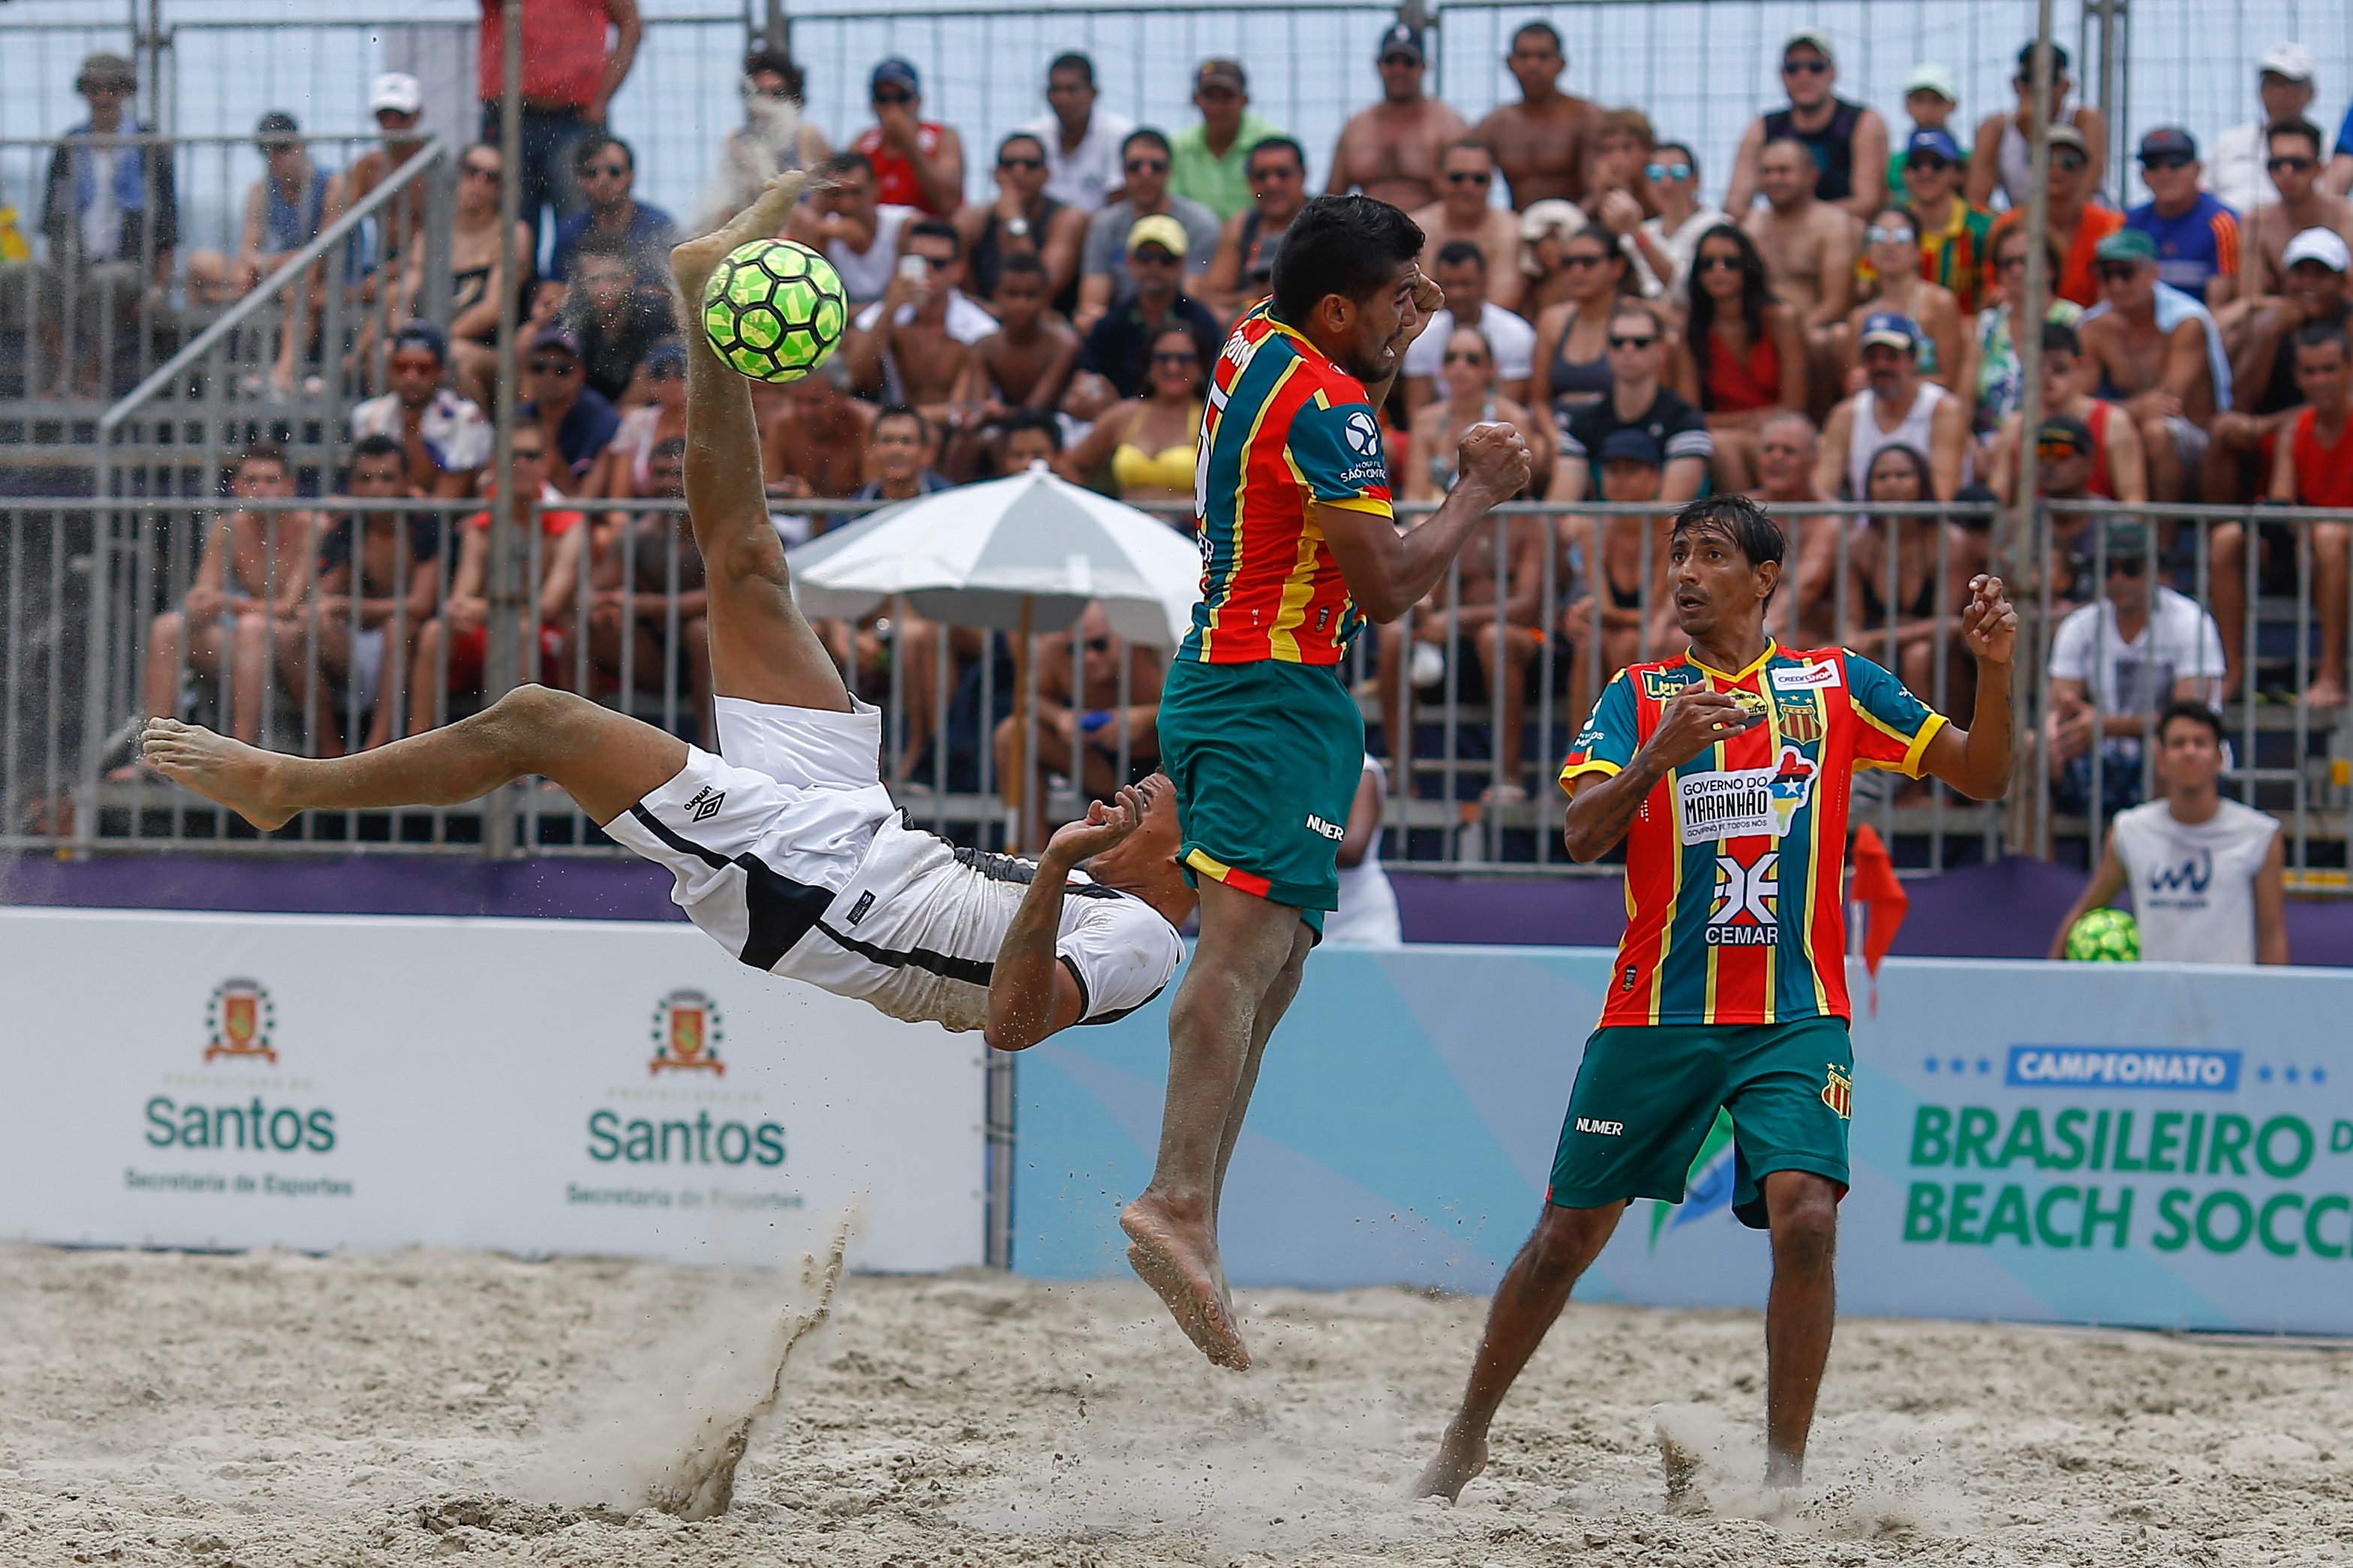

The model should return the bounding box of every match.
[1077,214,1223,396]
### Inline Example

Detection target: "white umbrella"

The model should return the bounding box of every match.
[785,466,1201,647]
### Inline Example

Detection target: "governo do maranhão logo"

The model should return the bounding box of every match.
[205,978,277,1064]
[649,988,725,1076]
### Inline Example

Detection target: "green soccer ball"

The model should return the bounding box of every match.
[2065,907,2141,962]
[700,239,847,384]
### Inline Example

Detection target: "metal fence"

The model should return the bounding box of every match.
[5,486,2345,883]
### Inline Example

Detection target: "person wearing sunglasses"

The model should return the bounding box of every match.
[2239,119,2353,302]
[1408,141,1526,311]
[1516,199,1592,314]
[1075,129,1221,335]
[351,320,493,501]
[1725,29,1888,221]
[1900,128,1995,318]
[1469,20,1601,212]
[1671,224,1806,492]
[993,600,1166,813]
[1550,297,1712,505]
[1018,53,1135,217]
[441,143,541,409]
[1743,137,1857,417]
[1969,39,2108,213]
[957,131,1086,308]
[1820,312,1969,504]
[1841,206,1961,396]
[1073,218,1221,402]
[1966,224,2081,467]
[1204,136,1309,318]
[1327,23,1467,213]
[2204,44,2319,218]
[520,326,623,499]
[550,134,677,290]
[1984,122,2123,310]
[851,57,964,218]
[1986,319,2144,512]
[2075,227,2222,505]
[1628,141,1726,300]
[1171,59,1286,222]
[1883,63,1963,206]
[2119,128,2239,311]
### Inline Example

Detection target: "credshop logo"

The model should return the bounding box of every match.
[1900,1103,2353,1259]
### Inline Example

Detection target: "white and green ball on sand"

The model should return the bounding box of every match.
[701,239,847,384]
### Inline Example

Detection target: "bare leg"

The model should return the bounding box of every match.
[1761,1170,1840,1488]
[2209,523,2251,697]
[1415,1200,1625,1500]
[1209,920,1312,1214]
[1120,880,1306,1370]
[1375,621,1409,762]
[2309,522,2350,707]
[406,618,447,736]
[142,685,686,832]
[140,609,200,721]
[227,612,274,744]
[1479,624,1536,799]
[2139,412,2183,504]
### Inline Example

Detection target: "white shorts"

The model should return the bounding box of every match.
[601,698,896,968]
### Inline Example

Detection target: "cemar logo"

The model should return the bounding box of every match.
[205,978,277,1064]
[1342,408,1381,456]
[649,989,725,1076]
[1821,1062,1854,1119]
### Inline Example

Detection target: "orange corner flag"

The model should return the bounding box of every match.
[1848,823,1909,1014]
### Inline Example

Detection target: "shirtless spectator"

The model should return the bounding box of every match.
[1204,137,1307,318]
[2237,119,2353,304]
[1020,53,1134,216]
[1818,313,1969,501]
[1075,131,1221,333]
[2077,228,2223,502]
[347,321,490,500]
[1410,142,1526,312]
[2205,228,2352,502]
[993,601,1164,812]
[137,444,320,750]
[1076,217,1222,399]
[1472,22,1599,210]
[761,359,875,503]
[1988,321,2148,507]
[1400,241,1538,419]
[2210,45,2318,217]
[520,327,621,498]
[853,59,963,218]
[955,131,1087,307]
[586,436,712,742]
[284,435,442,754]
[2212,321,2353,704]
[1001,408,1062,470]
[1327,26,1466,212]
[1969,42,2109,213]
[1745,411,1841,643]
[788,152,917,308]
[1744,137,1856,418]
[1725,29,1888,221]
[2125,128,2241,308]
[843,218,994,418]
[408,426,586,733]
[952,252,1079,476]
[1985,125,2123,309]
[324,75,432,321]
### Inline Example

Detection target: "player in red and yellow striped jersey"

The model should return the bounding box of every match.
[1124,196,1532,1373]
[1419,494,2016,1500]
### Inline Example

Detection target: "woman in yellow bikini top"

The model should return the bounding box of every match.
[1058,325,1205,520]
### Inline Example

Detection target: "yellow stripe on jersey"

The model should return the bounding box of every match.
[1853,707,1948,775]
[1203,354,1305,662]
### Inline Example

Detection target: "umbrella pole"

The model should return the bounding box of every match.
[1009,594,1032,852]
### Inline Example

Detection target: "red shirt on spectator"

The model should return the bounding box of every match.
[469,481,586,537]
[854,123,952,215]
[2290,405,2353,507]
[478,0,616,107]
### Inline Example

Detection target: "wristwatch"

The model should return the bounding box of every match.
[1005,215,1031,239]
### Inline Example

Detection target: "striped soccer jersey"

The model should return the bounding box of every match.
[1181,299,1394,665]
[1559,643,1945,1026]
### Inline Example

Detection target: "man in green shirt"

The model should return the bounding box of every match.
[1171,59,1285,221]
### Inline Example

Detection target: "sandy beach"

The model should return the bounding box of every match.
[4,1242,2351,1565]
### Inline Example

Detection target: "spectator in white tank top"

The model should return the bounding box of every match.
[1815,311,1968,500]
[2047,700,2288,965]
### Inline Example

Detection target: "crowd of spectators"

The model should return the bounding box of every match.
[19,13,2353,832]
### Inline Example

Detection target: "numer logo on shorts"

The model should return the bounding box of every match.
[1304,813,1345,840]
[1575,1117,1625,1136]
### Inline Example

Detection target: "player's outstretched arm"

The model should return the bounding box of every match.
[984,786,1146,1051]
[1560,688,1756,861]
[1919,573,2018,801]
[1321,423,1533,622]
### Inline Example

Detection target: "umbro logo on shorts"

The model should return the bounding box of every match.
[683,785,727,823]
[1575,1117,1625,1136]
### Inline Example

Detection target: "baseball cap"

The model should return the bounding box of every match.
[1782,28,1835,63]
[2259,43,2318,83]
[2095,228,2158,264]
[1126,213,1189,257]
[2284,227,2353,273]
[871,58,920,95]
[2100,517,2152,555]
[529,325,583,357]
[1518,198,1587,242]
[369,73,424,116]
[256,110,301,146]
[1377,23,1425,64]
[1903,63,1959,103]
[2137,126,2197,162]
[2035,413,2095,455]
[1196,59,1247,93]
[1857,311,1920,353]
[1598,427,1663,466]
[77,53,136,91]
[2046,122,2089,155]
[1906,128,1963,164]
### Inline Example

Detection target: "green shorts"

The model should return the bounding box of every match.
[1546,1016,1852,1229]
[1158,656,1366,934]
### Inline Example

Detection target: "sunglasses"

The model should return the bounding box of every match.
[1644,161,1693,182]
[2268,155,2318,174]
[1150,350,1199,366]
[999,155,1045,171]
[2051,150,2087,172]
[1865,224,1916,245]
[1197,86,1241,101]
[1130,249,1180,266]
[2104,556,2147,578]
[2035,440,2085,462]
[1381,53,1421,68]
[1997,251,2030,271]
[1083,636,1113,653]
[1608,333,1657,351]
[461,164,500,182]
[581,161,629,179]
[512,446,548,462]
[1695,253,1743,272]
[2096,261,2141,283]
[2141,152,2193,171]
[1446,169,1492,185]
[649,362,684,380]
[872,89,913,105]
[1782,58,1831,74]
[1905,154,1952,173]
[1125,156,1169,174]
[911,252,955,271]
[1442,350,1490,366]
[529,360,578,376]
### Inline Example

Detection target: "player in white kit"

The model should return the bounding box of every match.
[142,169,1191,1048]
[2047,701,2288,965]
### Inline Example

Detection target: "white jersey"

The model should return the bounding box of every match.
[827,204,920,305]
[604,697,1181,1032]
[2110,797,2278,965]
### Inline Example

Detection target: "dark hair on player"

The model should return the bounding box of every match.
[2041,319,2083,357]
[1246,136,1306,174]
[1433,238,1486,272]
[1513,20,1562,53]
[1671,493,1788,584]
[2266,117,2324,156]
[999,406,1063,452]
[816,150,874,182]
[350,433,405,467]
[1122,128,1173,161]
[2156,700,2225,747]
[1047,52,1096,86]
[874,402,930,443]
[1270,194,1424,325]
[743,47,804,98]
[908,216,962,258]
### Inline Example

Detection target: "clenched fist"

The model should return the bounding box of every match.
[1457,420,1533,501]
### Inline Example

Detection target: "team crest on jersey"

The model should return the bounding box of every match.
[1769,744,1817,835]
[1707,850,1779,944]
[1777,696,1824,745]
[1821,1062,1854,1119]
[649,989,725,1076]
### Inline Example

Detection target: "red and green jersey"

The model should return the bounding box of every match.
[1180,300,1393,665]
[1559,643,1946,1027]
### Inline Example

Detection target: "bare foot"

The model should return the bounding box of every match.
[1412,1422,1489,1500]
[140,718,296,829]
[1120,1194,1249,1371]
[2303,679,2346,709]
[669,169,812,299]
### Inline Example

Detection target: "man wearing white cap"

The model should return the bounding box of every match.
[1888,63,1963,200]
[2208,44,2318,215]
[2203,227,2352,504]
[324,74,434,303]
[1725,29,1888,221]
